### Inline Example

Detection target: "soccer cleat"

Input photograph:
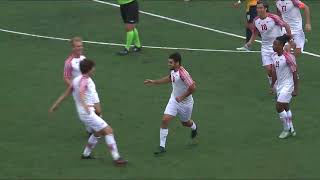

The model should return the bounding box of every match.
[236,45,251,51]
[113,157,128,165]
[278,130,290,139]
[81,154,95,159]
[191,127,198,139]
[290,128,297,137]
[154,146,166,155]
[117,48,130,56]
[132,46,142,53]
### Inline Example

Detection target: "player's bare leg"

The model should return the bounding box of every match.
[155,114,174,155]
[285,104,296,136]
[294,48,302,57]
[181,120,198,139]
[82,126,128,165]
[276,102,291,139]
[265,64,273,86]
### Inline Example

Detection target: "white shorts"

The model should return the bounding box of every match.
[78,108,108,132]
[261,51,273,66]
[293,31,305,51]
[277,85,294,103]
[164,98,193,122]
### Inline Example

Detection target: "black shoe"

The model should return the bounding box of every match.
[132,46,142,53]
[113,157,128,166]
[154,146,166,155]
[191,127,198,139]
[81,154,95,159]
[117,48,130,56]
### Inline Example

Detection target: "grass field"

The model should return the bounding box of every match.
[1,0,320,179]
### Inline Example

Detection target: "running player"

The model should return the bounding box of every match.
[117,0,142,56]
[50,59,128,165]
[144,52,198,155]
[276,0,311,57]
[270,34,298,139]
[245,0,292,85]
[234,0,258,51]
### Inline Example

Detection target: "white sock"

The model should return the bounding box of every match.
[105,134,120,160]
[286,110,294,132]
[160,128,168,148]
[279,110,289,131]
[83,134,99,157]
[268,76,272,85]
[190,122,197,130]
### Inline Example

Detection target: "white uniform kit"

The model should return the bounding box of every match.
[164,67,194,122]
[276,0,306,51]
[72,75,108,132]
[64,54,86,80]
[253,14,285,66]
[272,52,297,103]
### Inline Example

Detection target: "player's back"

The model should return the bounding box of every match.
[64,54,86,80]
[272,52,296,87]
[254,14,284,51]
[72,75,100,114]
[276,0,303,34]
[170,67,194,104]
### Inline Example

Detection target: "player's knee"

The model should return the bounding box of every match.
[276,103,283,113]
[295,49,302,57]
[103,126,113,135]
[126,24,135,31]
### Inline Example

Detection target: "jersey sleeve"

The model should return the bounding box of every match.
[268,14,285,27]
[284,52,297,72]
[179,68,194,87]
[292,0,305,9]
[252,17,259,34]
[63,61,72,79]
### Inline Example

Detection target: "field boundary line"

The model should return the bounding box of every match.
[0,28,260,53]
[92,0,320,58]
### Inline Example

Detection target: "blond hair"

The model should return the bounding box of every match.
[70,37,83,46]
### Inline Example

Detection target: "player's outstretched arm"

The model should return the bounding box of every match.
[144,75,171,85]
[49,85,73,113]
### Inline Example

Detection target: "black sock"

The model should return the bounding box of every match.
[246,28,252,43]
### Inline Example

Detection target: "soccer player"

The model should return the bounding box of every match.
[49,59,128,165]
[144,52,198,155]
[270,34,298,139]
[276,0,311,57]
[233,0,258,51]
[245,0,292,85]
[64,37,86,86]
[117,0,142,56]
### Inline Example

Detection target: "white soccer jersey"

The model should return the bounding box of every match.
[276,0,304,34]
[272,52,297,88]
[170,66,194,104]
[254,13,285,52]
[72,75,100,115]
[64,54,86,80]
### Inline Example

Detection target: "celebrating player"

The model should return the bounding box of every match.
[233,0,258,51]
[245,0,292,85]
[144,52,198,155]
[50,59,128,165]
[276,0,311,57]
[270,35,298,139]
[117,0,142,56]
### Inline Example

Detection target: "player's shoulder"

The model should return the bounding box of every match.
[64,54,74,64]
[271,52,278,58]
[253,16,260,23]
[284,52,296,61]
[179,66,190,75]
[267,13,280,19]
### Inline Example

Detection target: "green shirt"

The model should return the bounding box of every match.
[117,0,134,5]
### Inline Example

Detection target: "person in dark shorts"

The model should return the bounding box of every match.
[233,0,258,51]
[117,0,142,55]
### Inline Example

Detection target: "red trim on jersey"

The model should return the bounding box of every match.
[79,75,89,94]
[63,54,74,79]
[292,0,305,9]
[267,13,285,27]
[179,67,194,87]
[252,17,260,34]
[283,52,297,72]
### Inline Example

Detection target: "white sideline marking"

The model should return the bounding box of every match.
[0,28,260,53]
[92,0,320,58]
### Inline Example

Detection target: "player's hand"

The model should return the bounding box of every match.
[144,79,154,85]
[292,90,298,97]
[233,2,241,8]
[49,104,57,113]
[175,96,184,103]
[305,24,312,32]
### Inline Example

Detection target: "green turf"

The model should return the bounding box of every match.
[1,0,320,179]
